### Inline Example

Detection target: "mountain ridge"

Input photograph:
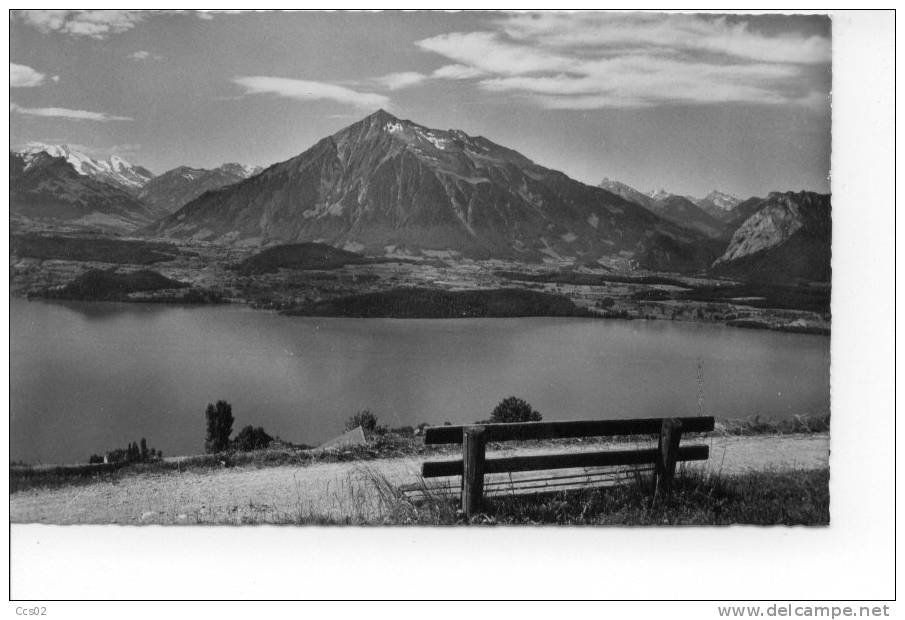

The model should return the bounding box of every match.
[149,110,717,271]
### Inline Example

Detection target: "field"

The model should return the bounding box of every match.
[11,233,188,264]
[10,236,831,333]
[284,287,588,318]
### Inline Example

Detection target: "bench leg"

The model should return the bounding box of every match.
[462,426,487,518]
[654,418,683,496]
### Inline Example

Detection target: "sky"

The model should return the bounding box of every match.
[9,10,832,199]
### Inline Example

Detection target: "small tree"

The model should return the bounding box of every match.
[489,396,542,423]
[140,438,148,460]
[205,400,234,453]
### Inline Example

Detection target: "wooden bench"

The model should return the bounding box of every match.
[419,416,715,516]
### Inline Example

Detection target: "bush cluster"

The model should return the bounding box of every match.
[204,400,274,454]
[344,409,386,436]
[487,396,543,423]
[90,437,162,464]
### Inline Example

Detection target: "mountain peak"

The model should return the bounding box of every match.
[368,108,396,121]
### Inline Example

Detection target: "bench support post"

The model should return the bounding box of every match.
[462,426,487,518]
[654,418,683,496]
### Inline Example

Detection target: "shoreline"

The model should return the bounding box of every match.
[10,290,831,336]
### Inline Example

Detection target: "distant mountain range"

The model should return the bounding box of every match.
[9,114,831,282]
[138,163,262,214]
[598,178,737,240]
[9,144,260,233]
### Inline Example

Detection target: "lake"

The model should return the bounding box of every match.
[10,297,831,464]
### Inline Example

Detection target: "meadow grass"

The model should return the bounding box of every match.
[279,467,829,526]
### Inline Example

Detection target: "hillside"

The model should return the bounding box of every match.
[43,269,189,301]
[235,242,369,274]
[148,110,714,271]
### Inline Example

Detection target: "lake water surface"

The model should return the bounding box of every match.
[11,297,831,463]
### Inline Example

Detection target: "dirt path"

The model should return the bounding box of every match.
[10,434,829,525]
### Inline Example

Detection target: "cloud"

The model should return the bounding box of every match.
[196,10,244,20]
[233,76,389,108]
[129,50,164,61]
[414,13,830,110]
[374,72,428,90]
[501,13,831,65]
[10,63,48,87]
[431,64,486,80]
[418,32,573,76]
[15,10,144,39]
[10,103,133,122]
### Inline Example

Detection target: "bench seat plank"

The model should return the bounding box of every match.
[421,444,709,478]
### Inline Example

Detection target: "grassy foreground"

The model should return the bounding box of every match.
[286,467,830,526]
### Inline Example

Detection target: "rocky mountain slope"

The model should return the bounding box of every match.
[10,151,161,232]
[18,143,154,194]
[139,163,261,214]
[149,110,716,270]
[712,191,831,282]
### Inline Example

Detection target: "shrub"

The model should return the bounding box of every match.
[598,297,616,309]
[488,396,543,423]
[345,409,384,435]
[233,425,274,451]
[205,400,235,453]
[89,454,104,464]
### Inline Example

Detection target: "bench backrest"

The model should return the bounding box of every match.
[424,416,715,445]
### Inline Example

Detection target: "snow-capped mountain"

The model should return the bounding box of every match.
[10,151,161,232]
[18,143,154,194]
[149,109,719,271]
